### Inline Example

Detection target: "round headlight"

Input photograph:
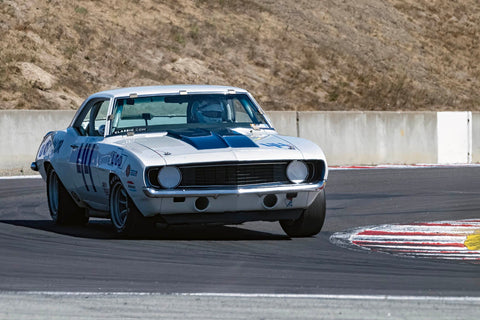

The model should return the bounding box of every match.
[157,166,182,189]
[286,160,309,184]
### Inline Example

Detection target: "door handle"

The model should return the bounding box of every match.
[71,144,79,149]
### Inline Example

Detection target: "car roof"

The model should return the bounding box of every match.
[88,85,249,99]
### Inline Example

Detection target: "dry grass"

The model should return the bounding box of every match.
[0,0,479,111]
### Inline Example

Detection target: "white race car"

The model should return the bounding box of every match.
[32,85,328,237]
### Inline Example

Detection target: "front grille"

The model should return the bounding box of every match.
[147,160,325,189]
[180,162,289,187]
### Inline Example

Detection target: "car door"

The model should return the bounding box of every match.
[67,98,110,209]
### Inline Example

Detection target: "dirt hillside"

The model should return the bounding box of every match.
[1,0,479,111]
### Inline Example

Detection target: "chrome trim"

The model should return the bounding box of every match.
[143,180,326,198]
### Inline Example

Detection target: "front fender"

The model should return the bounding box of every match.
[276,135,328,180]
[103,146,159,213]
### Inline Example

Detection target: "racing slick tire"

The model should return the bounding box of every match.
[109,176,154,237]
[280,188,326,237]
[47,168,89,225]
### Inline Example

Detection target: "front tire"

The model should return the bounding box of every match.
[109,176,152,236]
[47,168,88,225]
[280,188,326,237]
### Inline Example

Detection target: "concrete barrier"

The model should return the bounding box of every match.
[266,111,297,137]
[0,110,75,171]
[298,111,438,165]
[0,110,478,172]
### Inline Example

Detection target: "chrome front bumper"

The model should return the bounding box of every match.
[143,180,326,198]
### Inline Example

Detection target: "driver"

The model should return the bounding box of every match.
[192,99,225,123]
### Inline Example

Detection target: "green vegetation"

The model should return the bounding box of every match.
[74,6,88,15]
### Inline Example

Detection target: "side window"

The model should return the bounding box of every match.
[74,99,109,136]
[79,109,92,135]
[232,99,252,122]
[93,100,109,136]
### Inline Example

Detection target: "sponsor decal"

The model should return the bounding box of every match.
[260,142,293,149]
[38,136,54,157]
[38,133,65,157]
[109,151,125,168]
[127,180,136,192]
[125,165,138,177]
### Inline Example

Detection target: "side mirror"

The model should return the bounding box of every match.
[98,124,105,136]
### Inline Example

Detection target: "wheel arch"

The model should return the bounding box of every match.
[43,162,64,187]
[44,161,53,174]
[108,171,147,220]
[109,172,123,189]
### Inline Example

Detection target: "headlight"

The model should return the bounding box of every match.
[157,166,182,189]
[286,160,309,184]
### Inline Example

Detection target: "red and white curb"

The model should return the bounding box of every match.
[330,219,480,262]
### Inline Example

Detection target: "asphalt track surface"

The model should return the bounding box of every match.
[0,167,479,295]
[1,168,480,319]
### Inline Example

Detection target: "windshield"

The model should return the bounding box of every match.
[109,93,269,136]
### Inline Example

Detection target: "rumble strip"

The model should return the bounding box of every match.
[330,219,480,262]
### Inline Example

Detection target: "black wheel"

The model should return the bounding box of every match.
[280,188,326,237]
[109,176,153,236]
[47,168,88,225]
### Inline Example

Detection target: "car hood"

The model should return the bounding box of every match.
[114,127,319,166]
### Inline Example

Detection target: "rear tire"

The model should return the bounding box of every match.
[47,168,88,225]
[280,188,326,237]
[109,176,153,237]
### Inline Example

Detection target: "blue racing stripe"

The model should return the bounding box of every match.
[79,143,89,192]
[167,128,258,150]
[220,134,258,148]
[83,144,91,175]
[76,144,84,173]
[87,144,97,192]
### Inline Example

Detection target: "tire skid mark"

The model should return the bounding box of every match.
[330,219,480,262]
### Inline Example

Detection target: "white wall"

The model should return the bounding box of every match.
[472,112,480,163]
[436,112,472,164]
[0,110,478,170]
